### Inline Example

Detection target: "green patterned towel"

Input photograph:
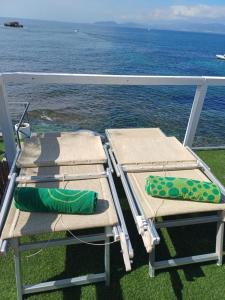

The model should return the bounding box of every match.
[146,176,222,203]
[14,187,98,214]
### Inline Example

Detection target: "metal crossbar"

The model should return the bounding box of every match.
[105,141,225,277]
[0,145,133,299]
[13,228,111,300]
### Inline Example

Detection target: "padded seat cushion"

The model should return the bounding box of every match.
[127,169,225,218]
[1,165,118,239]
[17,131,107,167]
[107,127,196,166]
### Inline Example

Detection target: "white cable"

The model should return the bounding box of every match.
[60,215,119,246]
[25,214,62,259]
[26,175,119,259]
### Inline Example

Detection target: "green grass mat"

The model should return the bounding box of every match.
[0,150,225,299]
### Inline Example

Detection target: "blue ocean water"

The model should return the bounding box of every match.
[1,19,225,145]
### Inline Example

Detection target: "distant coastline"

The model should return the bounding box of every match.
[1,16,225,35]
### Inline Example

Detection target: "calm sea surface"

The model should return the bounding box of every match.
[1,19,225,145]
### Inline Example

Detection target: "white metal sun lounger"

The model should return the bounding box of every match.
[0,131,133,299]
[106,128,225,277]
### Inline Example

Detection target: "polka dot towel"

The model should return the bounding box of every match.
[146,176,222,203]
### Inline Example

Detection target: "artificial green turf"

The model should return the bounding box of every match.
[0,150,225,300]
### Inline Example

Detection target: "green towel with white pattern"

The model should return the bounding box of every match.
[146,176,222,203]
[14,187,98,214]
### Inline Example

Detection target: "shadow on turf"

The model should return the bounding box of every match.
[25,179,224,300]
[156,216,221,300]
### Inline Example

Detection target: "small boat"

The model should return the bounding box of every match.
[4,21,23,28]
[74,29,79,33]
[216,54,225,60]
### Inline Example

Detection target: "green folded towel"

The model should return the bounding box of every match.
[146,176,222,203]
[14,187,98,214]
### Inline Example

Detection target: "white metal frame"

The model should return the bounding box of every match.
[105,139,225,277]
[12,229,112,300]
[0,72,225,281]
[0,82,134,297]
[0,159,133,298]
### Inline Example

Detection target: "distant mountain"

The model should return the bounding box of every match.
[94,21,145,29]
[94,19,225,34]
[1,16,225,34]
[152,21,225,34]
[94,21,118,26]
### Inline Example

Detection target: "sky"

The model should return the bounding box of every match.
[1,0,225,24]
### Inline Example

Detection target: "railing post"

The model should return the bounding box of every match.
[0,75,16,167]
[183,83,208,147]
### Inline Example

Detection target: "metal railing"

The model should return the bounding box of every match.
[0,101,29,203]
[11,101,30,148]
[1,72,225,166]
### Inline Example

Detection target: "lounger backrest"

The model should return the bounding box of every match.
[107,128,196,166]
[17,132,107,168]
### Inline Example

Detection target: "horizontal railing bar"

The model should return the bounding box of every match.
[156,215,220,229]
[205,76,225,86]
[2,73,206,85]
[192,146,225,150]
[3,73,225,86]
[154,253,218,269]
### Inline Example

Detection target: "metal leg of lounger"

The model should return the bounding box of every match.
[10,232,111,297]
[13,238,23,300]
[104,227,110,286]
[149,246,155,278]
[216,214,224,266]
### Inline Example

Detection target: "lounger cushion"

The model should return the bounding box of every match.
[146,176,222,203]
[106,128,196,166]
[17,131,107,167]
[1,165,118,239]
[15,187,98,214]
[127,169,225,218]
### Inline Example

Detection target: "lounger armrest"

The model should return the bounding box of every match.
[136,216,160,253]
[107,168,133,268]
[119,232,132,271]
[0,173,17,235]
[142,231,153,253]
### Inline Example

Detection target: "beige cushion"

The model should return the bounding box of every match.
[107,127,196,166]
[19,164,105,177]
[17,131,107,168]
[1,165,118,239]
[106,128,165,139]
[127,169,225,218]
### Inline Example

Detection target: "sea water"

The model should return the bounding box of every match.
[1,18,225,146]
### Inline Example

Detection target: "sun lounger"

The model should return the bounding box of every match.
[106,128,225,276]
[0,131,133,299]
